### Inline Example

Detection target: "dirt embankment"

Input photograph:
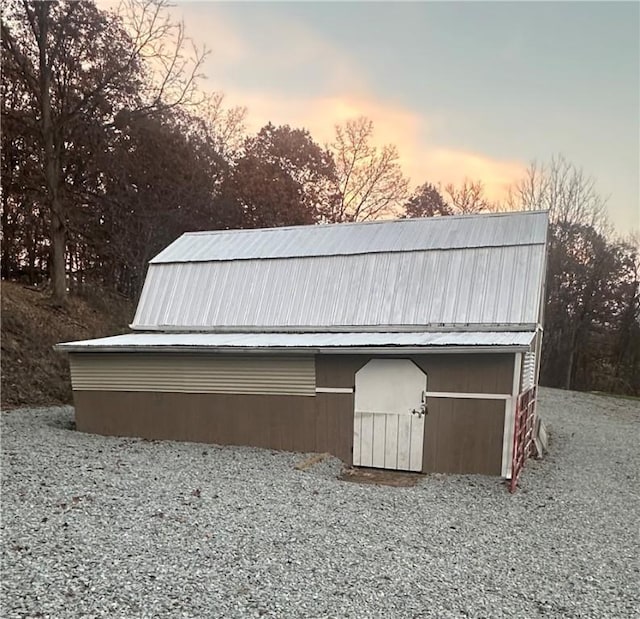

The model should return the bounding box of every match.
[1,281,134,408]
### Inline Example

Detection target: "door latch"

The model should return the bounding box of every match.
[411,391,429,418]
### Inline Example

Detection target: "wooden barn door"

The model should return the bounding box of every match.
[353,359,427,472]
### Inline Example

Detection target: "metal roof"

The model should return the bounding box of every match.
[151,211,549,263]
[131,211,549,332]
[132,243,547,330]
[57,331,535,353]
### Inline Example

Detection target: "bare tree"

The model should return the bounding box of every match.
[503,155,623,391]
[114,0,208,113]
[505,154,609,232]
[1,0,207,304]
[195,92,247,160]
[443,179,497,214]
[328,117,408,222]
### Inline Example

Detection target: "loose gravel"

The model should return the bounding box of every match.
[2,387,639,619]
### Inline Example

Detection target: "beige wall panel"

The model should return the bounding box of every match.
[69,353,315,396]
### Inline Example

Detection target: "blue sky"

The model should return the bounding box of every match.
[162,1,639,233]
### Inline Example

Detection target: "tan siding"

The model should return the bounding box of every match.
[316,356,363,389]
[316,354,513,394]
[423,398,505,475]
[69,353,315,396]
[315,393,354,463]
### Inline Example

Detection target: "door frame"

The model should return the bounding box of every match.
[353,358,427,472]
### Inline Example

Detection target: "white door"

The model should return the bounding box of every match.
[353,359,427,472]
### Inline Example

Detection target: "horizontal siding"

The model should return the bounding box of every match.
[69,353,315,396]
[521,352,536,391]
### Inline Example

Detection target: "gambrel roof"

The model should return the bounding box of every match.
[131,211,549,333]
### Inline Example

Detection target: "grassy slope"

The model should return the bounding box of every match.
[1,281,134,408]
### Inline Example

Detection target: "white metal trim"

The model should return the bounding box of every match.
[315,387,353,394]
[129,323,539,333]
[57,345,532,355]
[537,221,551,327]
[532,327,543,432]
[423,391,510,400]
[534,327,543,388]
[502,353,522,479]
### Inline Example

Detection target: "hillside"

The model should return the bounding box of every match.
[1,281,134,409]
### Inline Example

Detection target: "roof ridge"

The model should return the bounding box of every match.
[150,241,546,266]
[181,209,549,238]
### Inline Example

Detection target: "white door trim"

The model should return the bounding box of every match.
[315,387,354,394]
[423,391,510,400]
[501,353,522,478]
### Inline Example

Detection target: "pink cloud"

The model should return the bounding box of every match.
[96,0,526,203]
[225,90,524,201]
[174,4,526,202]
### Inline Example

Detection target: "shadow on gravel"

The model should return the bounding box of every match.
[43,408,77,432]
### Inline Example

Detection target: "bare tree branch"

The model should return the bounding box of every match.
[505,154,610,233]
[443,179,497,214]
[329,117,408,222]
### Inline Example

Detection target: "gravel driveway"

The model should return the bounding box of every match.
[2,387,639,619]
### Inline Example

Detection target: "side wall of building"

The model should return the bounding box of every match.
[71,351,514,476]
[316,354,513,476]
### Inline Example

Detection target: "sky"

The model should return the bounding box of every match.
[124,1,640,233]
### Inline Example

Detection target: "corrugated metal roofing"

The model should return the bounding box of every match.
[132,244,546,330]
[151,211,549,263]
[57,331,536,352]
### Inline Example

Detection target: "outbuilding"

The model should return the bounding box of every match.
[58,210,549,479]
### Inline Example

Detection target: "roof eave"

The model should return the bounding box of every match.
[56,344,532,354]
[128,323,539,333]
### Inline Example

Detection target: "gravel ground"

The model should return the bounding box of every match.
[2,387,639,619]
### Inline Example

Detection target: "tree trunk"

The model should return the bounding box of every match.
[50,211,66,301]
[565,322,584,390]
[1,193,11,280]
[36,3,66,305]
[564,343,576,390]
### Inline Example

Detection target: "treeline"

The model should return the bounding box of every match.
[1,1,638,395]
[506,159,640,395]
[1,1,410,299]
